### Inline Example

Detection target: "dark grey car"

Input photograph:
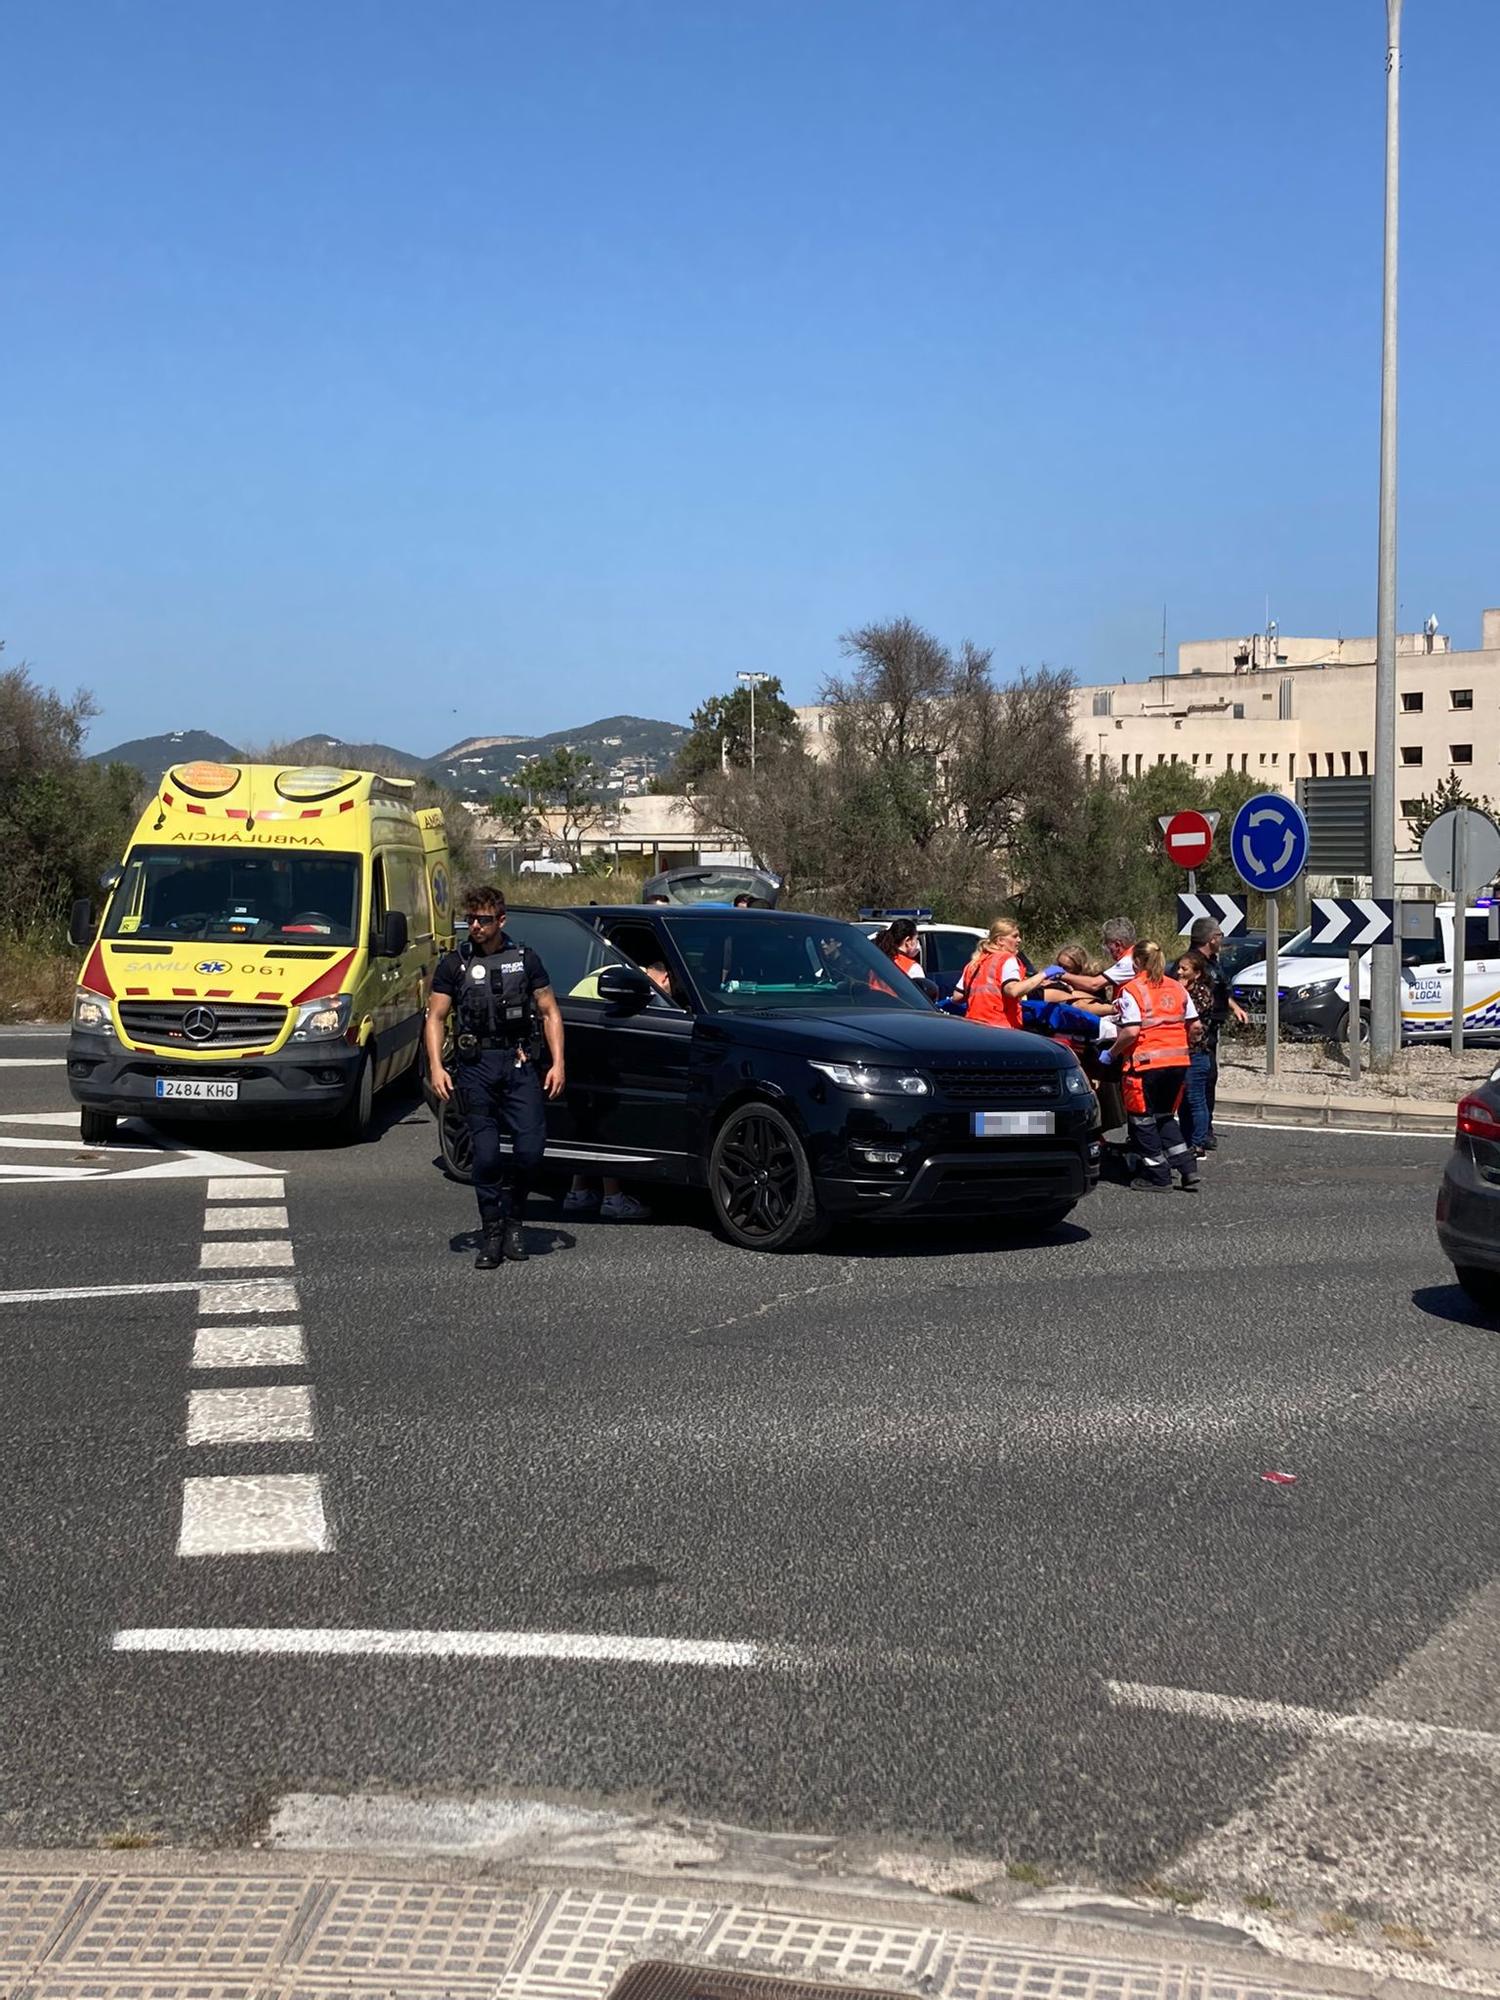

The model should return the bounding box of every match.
[1436,1073,1500,1308]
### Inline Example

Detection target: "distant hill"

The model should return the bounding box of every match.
[90,712,689,797]
[426,714,688,798]
[88,729,243,779]
[273,734,429,778]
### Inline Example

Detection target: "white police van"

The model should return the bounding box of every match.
[1230,903,1500,1047]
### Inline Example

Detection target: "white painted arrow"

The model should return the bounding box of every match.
[1312,898,1353,947]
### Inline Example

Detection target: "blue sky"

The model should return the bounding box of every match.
[4,1,1497,755]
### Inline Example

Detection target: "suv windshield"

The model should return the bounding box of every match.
[103,847,363,946]
[669,914,933,1013]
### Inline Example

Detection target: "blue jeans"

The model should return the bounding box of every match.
[1181,1047,1214,1150]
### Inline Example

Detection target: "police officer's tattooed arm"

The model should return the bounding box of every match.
[534,985,566,1099]
[424,990,455,1102]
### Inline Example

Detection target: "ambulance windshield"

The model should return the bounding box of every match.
[103,847,363,947]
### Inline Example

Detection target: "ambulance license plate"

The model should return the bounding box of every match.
[155,1078,239,1101]
[972,1110,1053,1137]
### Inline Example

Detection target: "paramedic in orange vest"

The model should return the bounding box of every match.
[957,919,1052,1030]
[1099,939,1201,1193]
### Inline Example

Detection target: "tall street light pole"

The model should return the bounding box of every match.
[1370,0,1404,1069]
[736,671,771,772]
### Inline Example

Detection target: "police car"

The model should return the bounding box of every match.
[1231,903,1500,1047]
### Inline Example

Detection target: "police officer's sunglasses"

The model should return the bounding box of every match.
[464,911,502,930]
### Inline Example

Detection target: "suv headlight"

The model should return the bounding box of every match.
[1062,1066,1091,1095]
[72,987,114,1035]
[1292,977,1339,1001]
[291,994,353,1041]
[809,1060,931,1096]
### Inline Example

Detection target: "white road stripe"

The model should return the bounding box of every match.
[0,1058,62,1066]
[176,1475,330,1556]
[192,1324,305,1369]
[0,1165,110,1182]
[113,1626,763,1666]
[198,1278,299,1316]
[186,1385,315,1445]
[199,1238,295,1270]
[0,1280,201,1305]
[207,1176,286,1201]
[202,1205,289,1233]
[1105,1679,1500,1768]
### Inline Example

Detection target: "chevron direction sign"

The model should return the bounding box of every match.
[1175,893,1248,937]
[1308,896,1395,949]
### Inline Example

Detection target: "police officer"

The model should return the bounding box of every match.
[425,886,565,1269]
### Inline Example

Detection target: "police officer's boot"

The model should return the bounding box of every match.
[503,1217,529,1263]
[474,1223,505,1270]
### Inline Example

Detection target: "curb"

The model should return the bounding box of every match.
[1217,1089,1455,1135]
[0,1854,1473,2000]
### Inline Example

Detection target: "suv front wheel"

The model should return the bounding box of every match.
[709,1102,828,1252]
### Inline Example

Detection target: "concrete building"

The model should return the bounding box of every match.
[471,792,746,874]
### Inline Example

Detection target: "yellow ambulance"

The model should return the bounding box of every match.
[66,760,454,1144]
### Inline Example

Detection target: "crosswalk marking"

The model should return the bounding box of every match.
[191,1324,306,1369]
[187,1385,315,1446]
[199,1237,296,1270]
[176,1476,330,1557]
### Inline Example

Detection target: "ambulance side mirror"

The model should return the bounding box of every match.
[69,899,95,949]
[379,910,409,958]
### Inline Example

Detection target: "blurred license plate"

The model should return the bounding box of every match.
[155,1079,238,1101]
[972,1110,1053,1137]
[1243,1010,1266,1028]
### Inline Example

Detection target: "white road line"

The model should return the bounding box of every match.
[0,1165,110,1182]
[198,1278,299,1316]
[0,1280,201,1305]
[207,1176,286,1201]
[192,1324,305,1369]
[176,1475,330,1556]
[0,1058,62,1067]
[1105,1679,1500,1768]
[112,1626,762,1665]
[199,1238,295,1270]
[1216,1119,1449,1141]
[186,1385,315,1445]
[202,1205,289,1233]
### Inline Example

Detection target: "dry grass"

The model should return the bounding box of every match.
[0,933,76,1022]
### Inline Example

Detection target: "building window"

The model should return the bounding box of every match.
[1135,753,1144,775]
[1191,752,1199,765]
[1342,750,1352,775]
[1084,754,1094,779]
[1271,752,1280,765]
[1241,753,1249,771]
[1400,798,1423,817]
[1325,753,1335,776]
[1232,703,1245,719]
[1091,690,1113,717]
[1204,753,1213,766]
[1402,691,1423,713]
[1452,689,1474,710]
[1401,746,1423,765]
[1258,752,1266,765]
[1452,744,1474,764]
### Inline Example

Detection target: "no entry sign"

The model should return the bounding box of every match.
[1161,809,1215,871]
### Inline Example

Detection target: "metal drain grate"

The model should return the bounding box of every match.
[610,1963,903,2000]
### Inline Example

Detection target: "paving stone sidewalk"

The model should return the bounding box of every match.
[0,1862,1446,2000]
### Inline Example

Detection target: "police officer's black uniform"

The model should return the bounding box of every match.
[431,929,553,1267]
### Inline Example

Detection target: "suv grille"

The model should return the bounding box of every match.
[117,1000,287,1050]
[931,1063,1061,1102]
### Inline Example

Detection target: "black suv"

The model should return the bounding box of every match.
[432,907,1100,1252]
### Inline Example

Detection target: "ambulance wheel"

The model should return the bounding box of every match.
[80,1107,117,1146]
[709,1102,828,1252]
[1333,1005,1371,1052]
[1456,1266,1500,1313]
[333,1051,375,1144]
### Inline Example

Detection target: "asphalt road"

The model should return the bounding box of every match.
[3,1023,1498,1941]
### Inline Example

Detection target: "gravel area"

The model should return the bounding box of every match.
[1219,1031,1497,1103]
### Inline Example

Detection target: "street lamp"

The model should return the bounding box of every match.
[1370,0,1404,1069]
[736,671,772,771]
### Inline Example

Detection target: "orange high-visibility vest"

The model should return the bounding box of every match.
[965,951,1023,1031]
[1121,973,1191,1072]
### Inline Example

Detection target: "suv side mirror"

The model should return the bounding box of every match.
[69,899,95,949]
[380,909,409,958]
[596,963,652,1010]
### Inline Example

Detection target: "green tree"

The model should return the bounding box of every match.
[1404,772,1498,846]
[653,676,801,792]
[491,746,618,864]
[0,657,138,938]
